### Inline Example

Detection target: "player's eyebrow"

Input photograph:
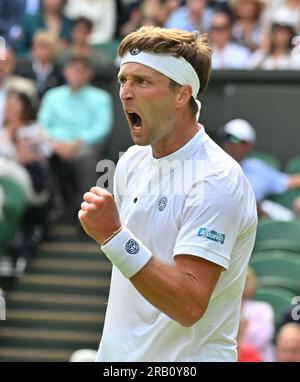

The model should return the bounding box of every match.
[118,72,153,82]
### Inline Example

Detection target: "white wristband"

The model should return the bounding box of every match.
[101,227,152,278]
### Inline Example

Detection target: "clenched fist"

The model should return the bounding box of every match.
[78,187,121,245]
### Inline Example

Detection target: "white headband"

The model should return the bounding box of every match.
[120,49,200,99]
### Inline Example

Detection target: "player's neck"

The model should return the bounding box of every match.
[152,119,200,159]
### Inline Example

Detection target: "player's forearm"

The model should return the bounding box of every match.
[130,257,207,327]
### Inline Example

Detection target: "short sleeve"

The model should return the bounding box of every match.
[173,178,244,270]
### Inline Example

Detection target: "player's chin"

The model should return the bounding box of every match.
[130,131,150,146]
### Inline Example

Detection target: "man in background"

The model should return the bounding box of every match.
[39,55,113,222]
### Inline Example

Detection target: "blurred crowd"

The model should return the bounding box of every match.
[1,0,300,70]
[0,0,299,262]
[0,1,300,362]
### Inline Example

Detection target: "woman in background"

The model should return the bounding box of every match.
[0,91,51,260]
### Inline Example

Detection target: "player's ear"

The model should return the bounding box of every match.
[176,85,192,108]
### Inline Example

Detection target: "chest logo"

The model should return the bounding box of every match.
[158,196,168,211]
[125,239,140,255]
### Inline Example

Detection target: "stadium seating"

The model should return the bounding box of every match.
[254,286,295,329]
[286,155,300,174]
[250,252,300,294]
[269,189,300,211]
[0,177,26,250]
[254,220,300,252]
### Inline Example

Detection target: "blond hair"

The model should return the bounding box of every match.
[119,26,212,96]
[32,30,58,53]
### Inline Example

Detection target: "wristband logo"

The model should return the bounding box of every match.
[125,239,140,255]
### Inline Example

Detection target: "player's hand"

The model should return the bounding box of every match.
[78,187,121,245]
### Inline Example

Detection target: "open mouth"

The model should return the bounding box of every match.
[127,111,142,128]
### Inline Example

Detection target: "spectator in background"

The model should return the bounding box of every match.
[116,0,179,43]
[0,49,36,127]
[0,0,25,47]
[280,304,300,327]
[276,323,300,362]
[56,17,111,69]
[209,11,252,69]
[219,119,300,219]
[15,30,64,99]
[117,1,144,38]
[64,0,116,45]
[229,0,266,51]
[38,55,113,222]
[16,0,72,55]
[237,313,261,362]
[0,91,50,203]
[262,0,300,35]
[0,91,51,259]
[164,0,213,32]
[250,15,300,69]
[239,267,275,362]
[143,0,181,27]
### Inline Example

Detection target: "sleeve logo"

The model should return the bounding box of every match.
[197,227,225,244]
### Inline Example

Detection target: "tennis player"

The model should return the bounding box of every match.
[79,26,258,362]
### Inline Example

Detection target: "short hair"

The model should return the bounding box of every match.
[32,29,58,51]
[73,16,93,33]
[64,54,92,70]
[118,26,212,96]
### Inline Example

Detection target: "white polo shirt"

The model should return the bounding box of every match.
[97,126,257,362]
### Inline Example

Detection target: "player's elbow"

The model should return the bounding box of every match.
[177,302,208,327]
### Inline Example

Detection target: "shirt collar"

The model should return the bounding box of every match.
[149,124,208,168]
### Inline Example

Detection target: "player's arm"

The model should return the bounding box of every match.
[287,174,300,189]
[130,254,222,327]
[79,186,223,327]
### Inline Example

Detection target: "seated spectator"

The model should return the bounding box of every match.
[237,314,262,362]
[0,49,36,127]
[15,30,64,99]
[56,17,111,69]
[219,119,300,219]
[280,304,300,327]
[209,11,252,69]
[262,0,300,35]
[117,0,180,38]
[142,0,181,27]
[0,0,25,47]
[240,267,275,361]
[16,0,72,55]
[0,91,51,258]
[229,0,266,51]
[38,55,113,222]
[64,0,116,45]
[164,0,213,32]
[250,15,300,69]
[276,323,300,362]
[117,1,159,39]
